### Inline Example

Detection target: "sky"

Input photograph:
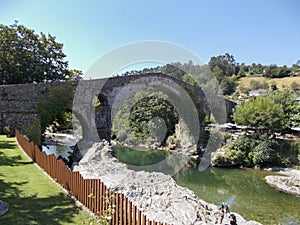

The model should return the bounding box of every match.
[1,0,300,73]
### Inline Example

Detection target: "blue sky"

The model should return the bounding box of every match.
[1,0,299,73]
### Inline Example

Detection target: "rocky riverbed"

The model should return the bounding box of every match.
[265,168,300,197]
[74,141,261,225]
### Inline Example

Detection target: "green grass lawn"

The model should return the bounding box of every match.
[0,135,98,225]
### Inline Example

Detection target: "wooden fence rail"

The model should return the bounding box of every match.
[15,130,169,225]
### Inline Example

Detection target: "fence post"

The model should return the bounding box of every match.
[128,200,132,225]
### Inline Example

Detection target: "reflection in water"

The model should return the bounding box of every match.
[175,167,300,224]
[114,146,300,224]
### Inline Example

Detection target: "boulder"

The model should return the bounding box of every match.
[265,175,300,197]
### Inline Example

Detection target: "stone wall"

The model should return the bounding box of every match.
[0,82,66,134]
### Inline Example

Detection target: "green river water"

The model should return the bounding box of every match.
[114,146,300,225]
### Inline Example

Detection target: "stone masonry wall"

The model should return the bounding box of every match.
[0,82,67,134]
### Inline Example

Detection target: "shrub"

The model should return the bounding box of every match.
[24,120,42,145]
[3,126,10,135]
[252,140,280,167]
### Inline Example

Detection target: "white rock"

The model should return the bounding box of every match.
[74,142,262,225]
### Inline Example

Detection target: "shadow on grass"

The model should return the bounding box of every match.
[0,178,85,225]
[0,138,17,150]
[0,150,33,167]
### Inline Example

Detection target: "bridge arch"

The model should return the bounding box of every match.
[72,72,226,155]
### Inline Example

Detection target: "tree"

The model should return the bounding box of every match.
[232,96,285,133]
[68,69,83,80]
[270,91,300,128]
[36,83,74,132]
[249,63,264,75]
[0,21,69,84]
[208,53,236,80]
[252,138,280,167]
[220,76,236,95]
[129,91,178,144]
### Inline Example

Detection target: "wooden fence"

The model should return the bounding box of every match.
[16,130,169,225]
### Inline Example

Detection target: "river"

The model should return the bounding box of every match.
[114,146,300,225]
[44,140,300,224]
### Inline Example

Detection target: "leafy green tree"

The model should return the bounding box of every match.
[161,63,185,80]
[220,76,236,95]
[24,120,42,145]
[252,139,280,167]
[249,63,264,75]
[232,96,285,133]
[36,83,74,132]
[129,92,178,143]
[270,91,300,128]
[182,73,198,86]
[264,65,291,78]
[68,69,83,80]
[237,67,246,78]
[209,53,236,80]
[0,21,69,84]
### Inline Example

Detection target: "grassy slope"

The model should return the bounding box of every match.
[0,135,97,225]
[237,76,300,92]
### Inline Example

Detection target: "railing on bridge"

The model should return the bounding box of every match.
[16,130,170,225]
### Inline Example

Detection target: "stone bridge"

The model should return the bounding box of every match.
[0,73,235,140]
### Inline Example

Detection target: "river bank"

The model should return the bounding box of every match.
[73,141,261,225]
[264,168,300,197]
[42,133,299,223]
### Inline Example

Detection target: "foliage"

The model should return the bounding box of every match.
[112,89,179,146]
[270,90,300,128]
[252,138,280,167]
[36,83,74,132]
[24,120,42,145]
[0,21,70,84]
[3,126,10,135]
[129,91,178,144]
[215,135,297,168]
[263,64,291,78]
[220,76,236,95]
[249,63,264,75]
[68,69,83,80]
[208,53,236,81]
[160,63,185,80]
[207,53,237,95]
[232,95,285,133]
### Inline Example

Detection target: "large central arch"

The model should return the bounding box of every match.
[72,73,221,155]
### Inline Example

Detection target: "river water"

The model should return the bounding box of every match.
[114,146,300,225]
[44,140,300,224]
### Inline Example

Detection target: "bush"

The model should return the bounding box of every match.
[252,140,280,167]
[230,135,257,153]
[229,149,248,166]
[24,120,42,145]
[215,154,229,166]
[3,126,10,135]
